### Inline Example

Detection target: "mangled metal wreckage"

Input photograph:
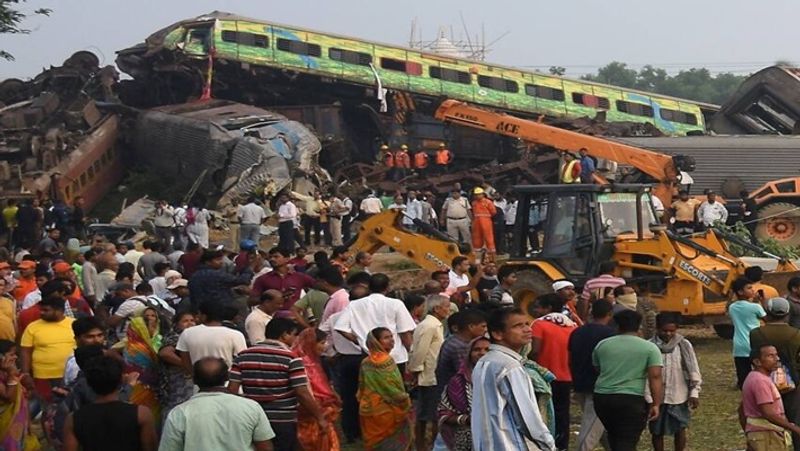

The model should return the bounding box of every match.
[132,99,327,207]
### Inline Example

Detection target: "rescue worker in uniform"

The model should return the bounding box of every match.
[394,144,411,180]
[413,150,429,174]
[435,143,453,174]
[560,152,582,184]
[471,187,497,261]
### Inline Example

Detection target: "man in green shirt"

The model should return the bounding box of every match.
[292,287,329,328]
[160,357,274,451]
[592,309,663,451]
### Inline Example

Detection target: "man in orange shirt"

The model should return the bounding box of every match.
[435,143,453,174]
[745,266,780,304]
[413,151,429,174]
[471,187,497,260]
[12,260,37,303]
[394,144,411,180]
[531,293,578,451]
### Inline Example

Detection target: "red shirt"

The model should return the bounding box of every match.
[288,257,308,273]
[251,270,315,310]
[179,253,201,278]
[531,319,576,382]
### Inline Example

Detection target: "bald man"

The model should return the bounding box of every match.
[244,289,284,345]
[160,357,274,451]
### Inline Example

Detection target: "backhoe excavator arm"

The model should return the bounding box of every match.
[347,210,467,272]
[433,99,681,205]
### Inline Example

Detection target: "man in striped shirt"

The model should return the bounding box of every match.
[229,318,326,451]
[580,261,626,318]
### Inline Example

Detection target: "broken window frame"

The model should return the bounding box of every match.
[276,38,321,57]
[525,84,566,101]
[379,57,422,75]
[477,75,519,93]
[221,30,269,48]
[616,100,654,118]
[329,48,372,66]
[659,108,699,126]
[572,92,610,110]
[429,66,471,85]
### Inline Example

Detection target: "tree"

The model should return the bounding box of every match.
[582,61,637,88]
[549,66,566,76]
[0,0,51,61]
[584,62,748,104]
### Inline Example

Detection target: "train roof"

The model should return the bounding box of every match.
[137,11,721,113]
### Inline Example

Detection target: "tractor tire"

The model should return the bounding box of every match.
[713,324,734,340]
[755,202,800,247]
[510,269,553,316]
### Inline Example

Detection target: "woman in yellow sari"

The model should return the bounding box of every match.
[357,327,412,451]
[120,307,162,426]
[0,339,37,450]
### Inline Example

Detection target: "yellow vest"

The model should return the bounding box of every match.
[562,160,579,183]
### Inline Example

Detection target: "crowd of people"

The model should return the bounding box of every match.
[0,180,798,451]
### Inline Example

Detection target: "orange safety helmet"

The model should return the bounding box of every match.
[414,151,429,169]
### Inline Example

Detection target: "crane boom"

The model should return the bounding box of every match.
[434,99,683,204]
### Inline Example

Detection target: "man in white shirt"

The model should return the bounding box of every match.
[320,307,363,442]
[440,189,472,244]
[334,273,416,365]
[177,301,247,367]
[153,200,175,251]
[408,295,450,449]
[276,194,299,251]
[244,289,284,345]
[402,191,423,231]
[238,197,267,243]
[697,190,729,228]
[359,192,383,217]
[448,256,481,303]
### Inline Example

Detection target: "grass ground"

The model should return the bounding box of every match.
[343,326,746,451]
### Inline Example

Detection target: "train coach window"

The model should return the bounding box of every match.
[616,100,654,117]
[276,38,321,57]
[572,93,610,109]
[380,57,422,75]
[660,108,698,125]
[429,67,471,84]
[525,84,566,101]
[477,75,519,93]
[329,48,372,66]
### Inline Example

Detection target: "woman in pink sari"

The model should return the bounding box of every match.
[293,328,341,450]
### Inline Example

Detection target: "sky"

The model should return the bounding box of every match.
[1,0,797,80]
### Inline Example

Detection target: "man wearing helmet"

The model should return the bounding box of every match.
[472,187,498,261]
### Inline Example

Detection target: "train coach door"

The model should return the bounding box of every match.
[183,25,213,56]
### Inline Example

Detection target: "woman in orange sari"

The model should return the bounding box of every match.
[357,327,412,451]
[293,328,341,450]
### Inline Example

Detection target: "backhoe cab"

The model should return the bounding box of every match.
[506,183,799,334]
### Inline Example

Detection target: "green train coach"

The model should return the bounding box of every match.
[143,12,717,136]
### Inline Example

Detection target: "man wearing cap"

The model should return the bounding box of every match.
[105,282,143,340]
[553,280,584,326]
[150,266,182,301]
[166,278,190,313]
[12,260,38,302]
[394,144,411,180]
[697,190,728,229]
[440,189,472,245]
[749,297,800,450]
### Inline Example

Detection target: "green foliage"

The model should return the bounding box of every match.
[581,61,748,105]
[715,221,800,259]
[0,0,51,61]
[548,66,566,76]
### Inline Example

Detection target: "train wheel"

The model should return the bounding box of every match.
[511,269,552,316]
[755,202,800,247]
